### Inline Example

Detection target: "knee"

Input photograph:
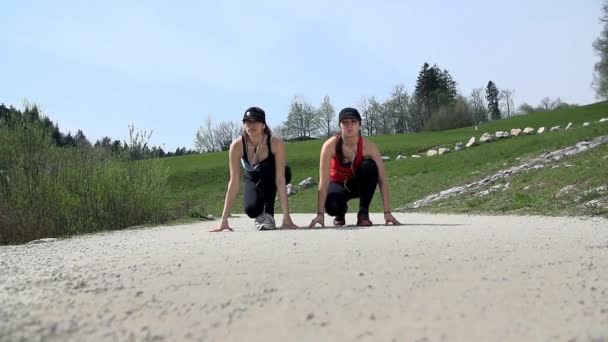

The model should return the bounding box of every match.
[244,202,263,218]
[359,159,379,178]
[325,194,346,216]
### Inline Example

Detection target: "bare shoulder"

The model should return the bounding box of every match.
[362,137,380,157]
[230,137,243,155]
[270,135,285,148]
[321,136,338,156]
[323,135,338,149]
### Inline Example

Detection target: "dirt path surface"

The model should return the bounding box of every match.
[1,213,607,341]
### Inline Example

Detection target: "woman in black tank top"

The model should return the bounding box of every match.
[211,107,298,232]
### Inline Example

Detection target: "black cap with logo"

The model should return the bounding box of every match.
[242,107,266,123]
[338,107,362,123]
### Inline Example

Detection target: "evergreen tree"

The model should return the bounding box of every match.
[412,62,458,130]
[593,0,608,99]
[486,80,501,120]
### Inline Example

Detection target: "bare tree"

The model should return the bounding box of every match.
[194,116,241,152]
[272,124,287,139]
[359,97,375,136]
[539,97,553,111]
[318,95,336,137]
[215,121,242,151]
[370,97,390,135]
[385,84,411,133]
[283,96,320,139]
[499,89,515,118]
[469,88,488,124]
[195,116,218,153]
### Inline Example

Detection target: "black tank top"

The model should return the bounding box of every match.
[242,135,275,181]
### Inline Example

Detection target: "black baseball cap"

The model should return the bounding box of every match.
[242,106,266,123]
[338,107,362,123]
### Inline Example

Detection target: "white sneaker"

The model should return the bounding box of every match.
[255,213,276,230]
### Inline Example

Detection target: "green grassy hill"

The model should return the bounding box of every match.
[162,102,608,218]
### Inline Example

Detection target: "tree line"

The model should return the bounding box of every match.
[0,103,196,160]
[196,62,578,152]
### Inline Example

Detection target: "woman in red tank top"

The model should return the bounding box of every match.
[308,107,401,228]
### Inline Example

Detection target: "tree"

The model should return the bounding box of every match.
[318,95,336,137]
[283,96,319,139]
[469,88,488,124]
[499,89,515,118]
[385,84,411,133]
[593,0,608,99]
[424,96,473,131]
[486,80,501,120]
[539,97,553,111]
[517,102,537,115]
[371,97,390,135]
[412,62,458,131]
[359,97,376,136]
[215,121,242,151]
[194,116,242,153]
[74,129,92,149]
[272,124,287,139]
[195,116,219,153]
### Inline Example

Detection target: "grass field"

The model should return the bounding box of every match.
[161,102,608,219]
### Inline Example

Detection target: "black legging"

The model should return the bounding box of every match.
[325,159,379,217]
[243,162,292,218]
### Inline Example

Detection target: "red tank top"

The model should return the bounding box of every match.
[330,135,364,183]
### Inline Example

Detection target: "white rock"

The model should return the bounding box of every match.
[480,133,493,143]
[495,131,510,138]
[550,125,561,132]
[583,122,590,127]
[396,155,407,160]
[599,117,608,123]
[382,156,391,161]
[465,137,476,148]
[299,177,317,189]
[286,184,297,196]
[455,142,463,150]
[537,127,546,134]
[510,128,522,136]
[565,122,573,130]
[412,155,421,158]
[438,148,450,155]
[426,150,438,157]
[523,127,535,135]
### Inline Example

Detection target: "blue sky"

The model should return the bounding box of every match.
[0,0,603,151]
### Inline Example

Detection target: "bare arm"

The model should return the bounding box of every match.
[272,137,297,228]
[309,137,335,228]
[211,138,242,231]
[365,140,392,212]
[317,139,334,213]
[365,140,400,225]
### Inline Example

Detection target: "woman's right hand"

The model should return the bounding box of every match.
[209,220,233,232]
